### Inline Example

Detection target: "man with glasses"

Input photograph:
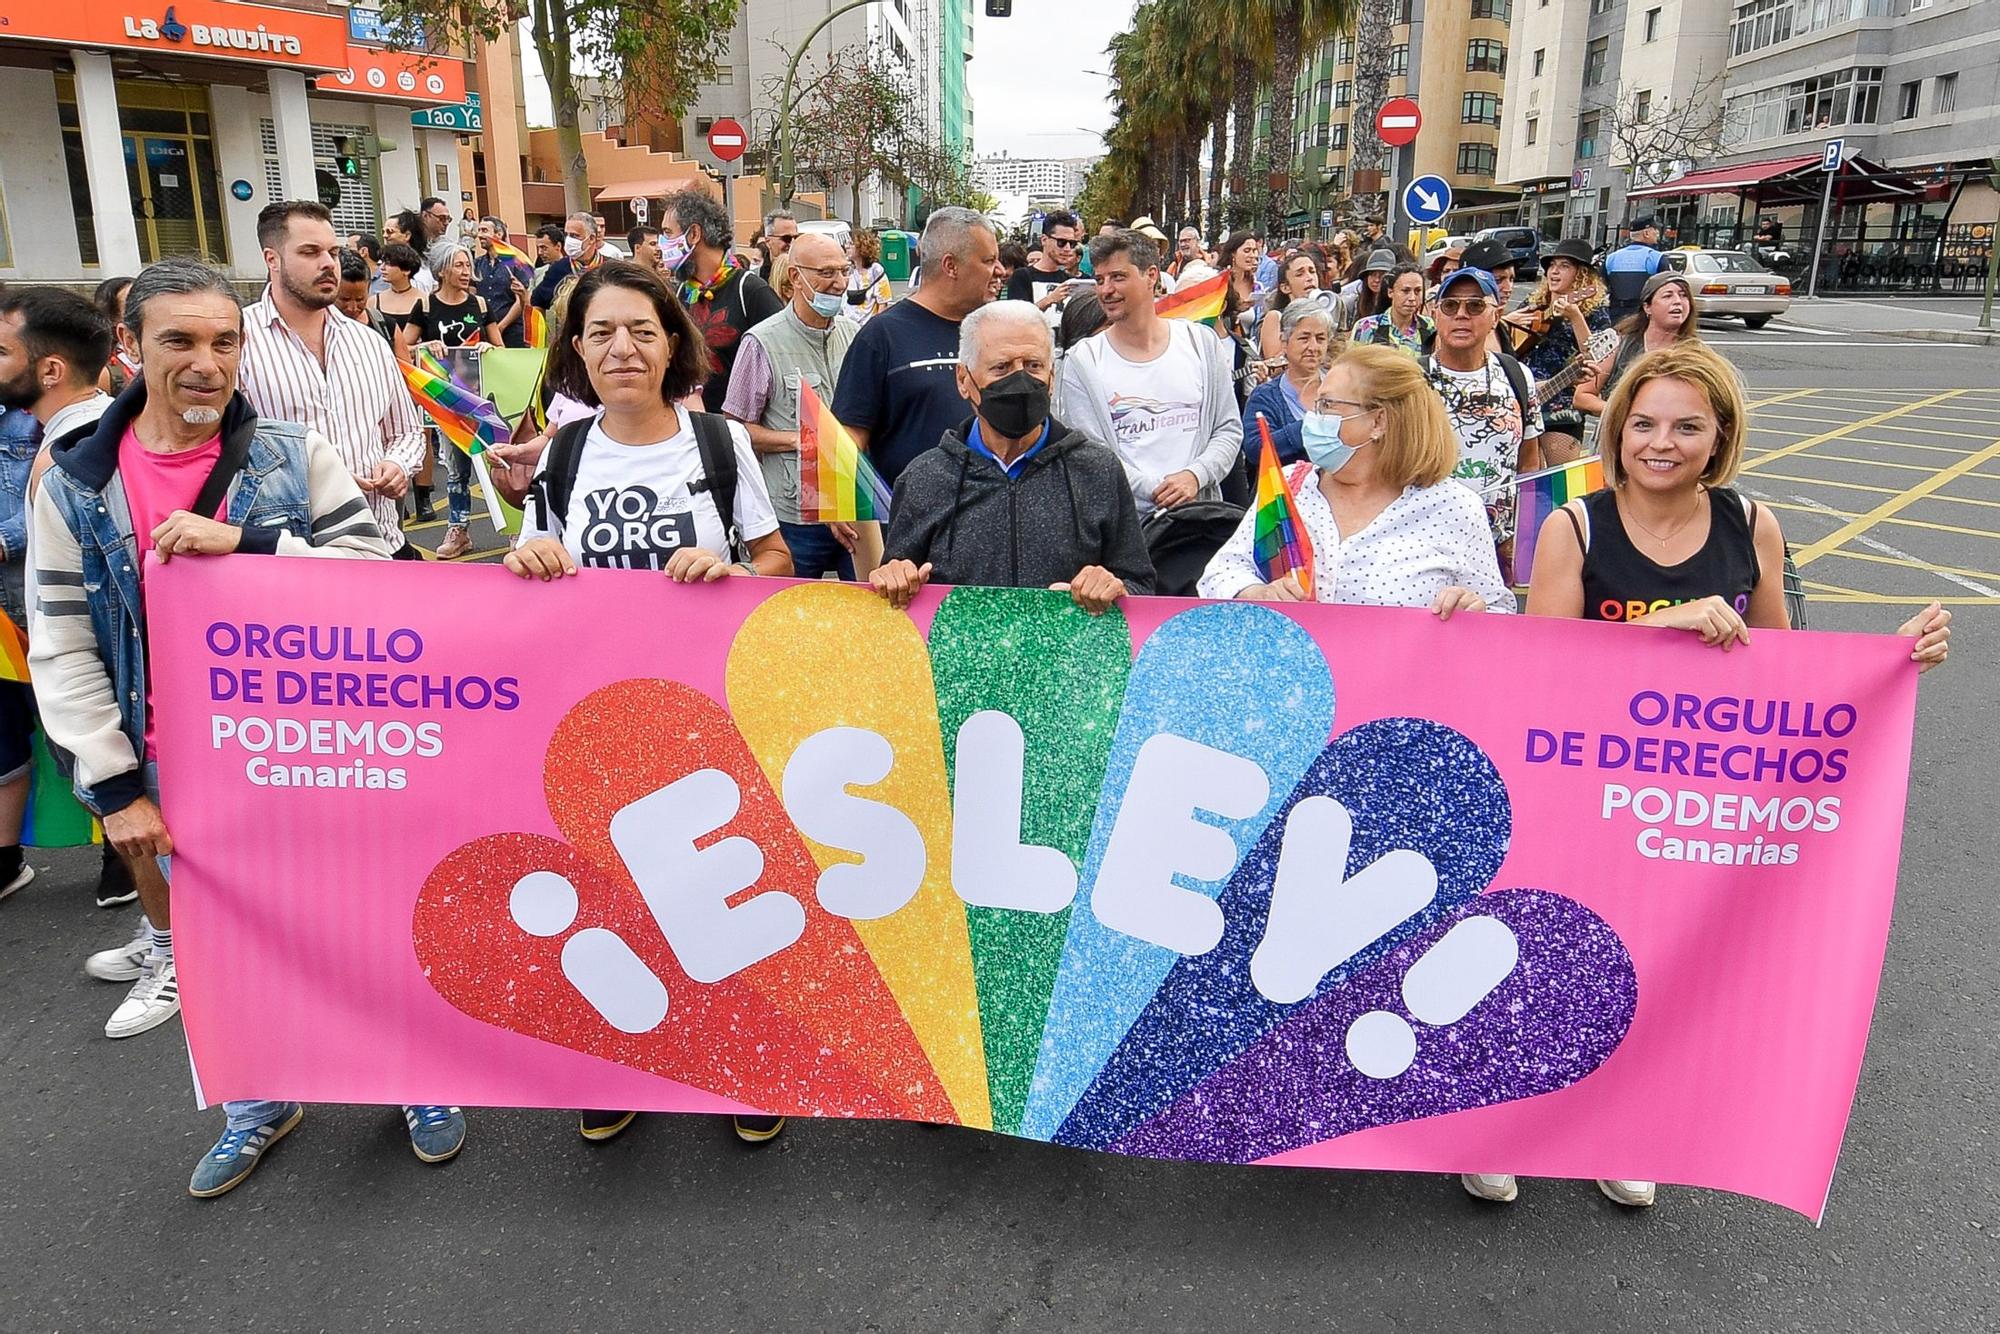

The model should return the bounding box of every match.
[1005,211,1087,321]
[760,209,800,282]
[722,232,859,579]
[1419,268,1543,572]
[418,197,453,246]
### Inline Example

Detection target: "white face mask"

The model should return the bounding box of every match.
[563,235,584,259]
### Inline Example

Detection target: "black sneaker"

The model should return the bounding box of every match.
[733,1115,786,1145]
[579,1110,636,1142]
[95,843,137,909]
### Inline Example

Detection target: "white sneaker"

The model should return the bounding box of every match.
[1461,1173,1519,1203]
[0,861,32,905]
[84,922,151,982]
[105,957,179,1039]
[1597,1179,1657,1208]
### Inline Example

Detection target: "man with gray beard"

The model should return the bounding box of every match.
[25,258,450,1200]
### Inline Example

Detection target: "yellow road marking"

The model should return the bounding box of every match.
[1740,389,1966,474]
[1852,420,2000,441]
[1745,389,1822,410]
[1755,500,2000,543]
[1765,451,2000,478]
[1747,470,2000,510]
[1793,432,2000,565]
[1815,548,2000,583]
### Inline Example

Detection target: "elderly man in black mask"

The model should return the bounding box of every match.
[870,299,1153,612]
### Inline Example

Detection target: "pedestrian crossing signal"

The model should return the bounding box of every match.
[985,0,1012,14]
[333,135,360,178]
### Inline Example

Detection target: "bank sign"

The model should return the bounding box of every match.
[4,0,350,67]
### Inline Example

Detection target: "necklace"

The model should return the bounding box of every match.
[1621,486,1705,549]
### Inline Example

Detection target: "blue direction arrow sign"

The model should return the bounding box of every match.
[1403,175,1452,225]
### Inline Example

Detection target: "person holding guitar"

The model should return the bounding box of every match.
[1504,238,1613,463]
[1573,271,1700,419]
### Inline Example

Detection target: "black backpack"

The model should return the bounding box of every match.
[1142,499,1247,598]
[531,411,744,561]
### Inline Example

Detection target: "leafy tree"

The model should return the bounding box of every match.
[380,0,739,211]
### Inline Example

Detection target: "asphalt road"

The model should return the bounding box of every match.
[1,311,1996,1334]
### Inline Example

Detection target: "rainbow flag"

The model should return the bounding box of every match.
[1156,270,1228,327]
[1512,455,1605,585]
[490,237,533,266]
[400,355,509,458]
[0,610,28,682]
[524,304,548,349]
[1251,416,1315,598]
[24,730,101,848]
[798,379,890,522]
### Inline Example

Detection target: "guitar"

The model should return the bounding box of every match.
[1531,327,1623,410]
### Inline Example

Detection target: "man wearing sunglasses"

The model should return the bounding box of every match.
[1005,211,1088,319]
[1419,267,1544,573]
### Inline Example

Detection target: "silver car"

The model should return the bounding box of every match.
[1656,248,1793,328]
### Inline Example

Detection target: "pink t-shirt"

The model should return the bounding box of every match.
[119,425,223,755]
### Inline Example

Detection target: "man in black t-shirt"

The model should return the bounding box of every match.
[833,206,1005,489]
[1004,210,1085,317]
[661,188,784,413]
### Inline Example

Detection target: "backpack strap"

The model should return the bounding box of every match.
[687,411,743,562]
[1495,352,1535,428]
[530,417,594,537]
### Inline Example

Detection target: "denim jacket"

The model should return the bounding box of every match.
[0,406,38,624]
[28,383,388,816]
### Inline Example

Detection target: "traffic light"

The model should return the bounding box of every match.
[333,135,360,179]
[985,0,1012,15]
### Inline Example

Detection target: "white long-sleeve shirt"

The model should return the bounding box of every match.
[1199,464,1516,612]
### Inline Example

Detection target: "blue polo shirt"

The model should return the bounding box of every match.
[966,419,1052,478]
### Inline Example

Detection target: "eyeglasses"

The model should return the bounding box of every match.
[1316,397,1375,412]
[1436,298,1492,316]
[794,263,853,282]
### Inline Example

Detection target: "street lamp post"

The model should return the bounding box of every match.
[1980,157,2000,332]
[778,0,879,206]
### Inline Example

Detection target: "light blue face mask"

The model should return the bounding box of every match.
[1300,411,1370,474]
[807,287,845,319]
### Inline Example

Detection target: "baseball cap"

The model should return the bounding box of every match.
[1438,268,1501,301]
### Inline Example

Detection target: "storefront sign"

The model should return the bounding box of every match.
[411,91,484,132]
[152,564,1923,1221]
[346,2,424,46]
[319,43,468,105]
[3,0,348,68]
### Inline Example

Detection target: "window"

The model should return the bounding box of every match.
[1897,80,1920,118]
[1471,0,1510,18]
[1457,143,1499,176]
[1634,90,1652,122]
[1590,0,1616,14]
[1389,44,1410,76]
[1932,72,1957,114]
[1334,80,1352,107]
[1326,166,1345,192]
[1337,36,1355,64]
[1463,92,1502,125]
[1723,65,1884,144]
[1467,39,1506,74]
[1329,123,1348,150]
[1393,0,1412,21]
[1583,37,1609,86]
[1730,0,1892,57]
[1525,116,1539,144]
[1644,7,1661,39]
[696,116,714,135]
[1315,78,1333,108]
[1577,111,1602,158]
[1533,47,1545,76]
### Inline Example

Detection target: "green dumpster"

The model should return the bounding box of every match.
[879,231,915,283]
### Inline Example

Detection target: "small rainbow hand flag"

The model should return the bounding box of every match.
[489,237,533,266]
[1251,416,1315,598]
[524,304,548,349]
[399,356,509,458]
[798,379,890,523]
[1511,454,1605,585]
[1156,270,1228,327]
[0,609,29,682]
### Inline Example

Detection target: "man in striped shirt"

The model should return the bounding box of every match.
[239,200,426,559]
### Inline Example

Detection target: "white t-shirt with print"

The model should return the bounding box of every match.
[1095,324,1207,514]
[519,408,779,570]
[1424,353,1545,544]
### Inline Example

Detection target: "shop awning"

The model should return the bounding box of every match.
[592,179,677,202]
[1628,153,1927,206]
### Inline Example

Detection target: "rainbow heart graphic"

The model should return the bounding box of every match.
[413,584,1637,1158]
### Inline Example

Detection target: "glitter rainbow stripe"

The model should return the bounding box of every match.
[417,584,1637,1161]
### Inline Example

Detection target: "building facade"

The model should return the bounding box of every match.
[1287,0,1519,235]
[974,154,1089,201]
[677,0,969,226]
[0,0,484,284]
[1497,0,1734,243]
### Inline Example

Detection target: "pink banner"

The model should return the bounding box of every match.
[148,559,1920,1221]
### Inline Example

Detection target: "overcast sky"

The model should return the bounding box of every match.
[518,3,1134,159]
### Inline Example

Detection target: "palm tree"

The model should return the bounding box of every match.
[1246,0,1359,237]
[1348,0,1397,228]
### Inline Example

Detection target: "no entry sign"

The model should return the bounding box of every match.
[708,117,748,163]
[1377,98,1421,148]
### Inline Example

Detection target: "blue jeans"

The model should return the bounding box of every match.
[777,520,855,581]
[444,441,472,527]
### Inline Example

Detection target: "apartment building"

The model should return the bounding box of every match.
[1288,0,1520,233]
[974,154,1090,201]
[1496,0,1734,243]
